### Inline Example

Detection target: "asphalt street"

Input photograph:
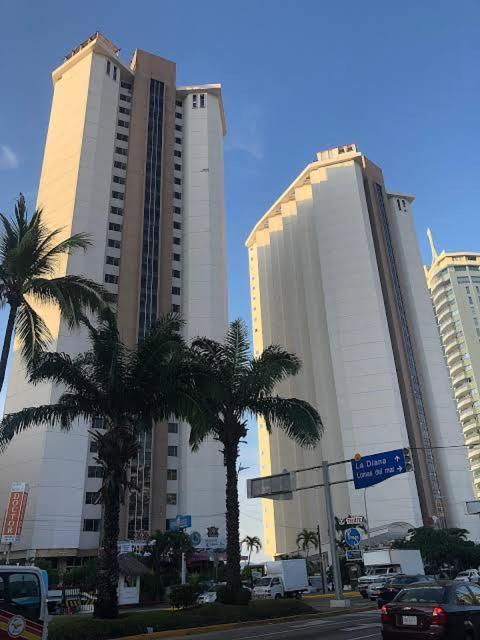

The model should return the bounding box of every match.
[161,607,382,640]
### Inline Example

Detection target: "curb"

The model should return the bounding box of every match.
[119,602,375,640]
[304,591,360,600]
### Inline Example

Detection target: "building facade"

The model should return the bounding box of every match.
[0,33,227,561]
[425,237,480,498]
[246,144,478,558]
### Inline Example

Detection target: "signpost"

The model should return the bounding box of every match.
[351,449,407,490]
[346,549,363,562]
[169,514,192,531]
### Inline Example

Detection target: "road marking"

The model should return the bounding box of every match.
[351,634,380,640]
[341,623,381,631]
[291,620,332,628]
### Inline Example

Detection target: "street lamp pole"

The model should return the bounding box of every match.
[364,488,371,544]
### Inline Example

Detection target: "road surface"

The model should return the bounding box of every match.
[160,608,382,640]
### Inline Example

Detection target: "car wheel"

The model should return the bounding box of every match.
[275,593,282,600]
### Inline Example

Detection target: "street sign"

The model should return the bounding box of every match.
[170,514,192,531]
[1,482,29,544]
[345,528,361,547]
[339,515,365,526]
[346,549,363,562]
[190,531,202,546]
[351,449,407,490]
[247,472,296,500]
[466,501,480,515]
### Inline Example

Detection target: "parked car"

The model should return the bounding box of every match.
[381,581,480,638]
[454,569,480,584]
[196,583,225,604]
[367,577,392,601]
[376,575,433,607]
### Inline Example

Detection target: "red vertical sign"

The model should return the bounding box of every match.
[1,482,29,544]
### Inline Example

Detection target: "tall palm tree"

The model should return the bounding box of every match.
[242,535,262,567]
[0,194,110,390]
[0,312,202,619]
[189,319,323,595]
[296,528,319,560]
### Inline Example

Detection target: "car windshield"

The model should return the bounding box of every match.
[396,586,447,604]
[255,578,272,587]
[390,576,417,585]
[457,572,469,577]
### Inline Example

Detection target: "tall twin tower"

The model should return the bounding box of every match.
[0,33,228,560]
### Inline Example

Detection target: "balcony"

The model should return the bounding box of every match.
[458,394,474,412]
[445,339,463,356]
[463,420,480,437]
[442,328,458,346]
[455,382,473,399]
[437,306,453,325]
[451,360,466,378]
[439,314,455,334]
[452,370,469,387]
[447,348,464,367]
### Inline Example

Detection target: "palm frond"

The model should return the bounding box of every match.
[251,396,323,448]
[16,299,52,366]
[26,275,112,327]
[0,403,82,452]
[243,345,302,397]
[224,318,250,381]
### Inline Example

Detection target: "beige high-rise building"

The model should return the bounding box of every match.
[425,235,480,497]
[246,144,478,558]
[0,33,228,562]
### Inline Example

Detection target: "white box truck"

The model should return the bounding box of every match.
[253,559,309,599]
[358,549,424,598]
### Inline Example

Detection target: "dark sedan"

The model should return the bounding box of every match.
[381,581,480,639]
[377,575,433,608]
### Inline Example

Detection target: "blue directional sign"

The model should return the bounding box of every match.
[351,449,406,490]
[169,514,192,531]
[345,528,361,547]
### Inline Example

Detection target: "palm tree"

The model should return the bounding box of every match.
[0,194,110,390]
[242,535,262,567]
[189,319,323,595]
[0,312,202,618]
[296,528,319,560]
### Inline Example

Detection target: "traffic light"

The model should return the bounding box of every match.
[403,447,413,471]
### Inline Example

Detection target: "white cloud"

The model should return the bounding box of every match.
[226,106,265,161]
[0,145,19,170]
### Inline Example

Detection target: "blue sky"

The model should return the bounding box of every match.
[1,0,480,555]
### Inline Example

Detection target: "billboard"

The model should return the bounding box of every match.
[1,482,29,544]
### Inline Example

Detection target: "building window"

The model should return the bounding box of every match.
[89,440,98,453]
[174,206,181,214]
[396,199,401,211]
[114,161,127,170]
[108,239,121,249]
[168,446,178,457]
[121,81,132,91]
[106,256,120,266]
[166,493,177,505]
[88,466,104,478]
[92,417,105,430]
[110,207,123,217]
[115,147,128,156]
[174,177,181,185]
[200,94,206,108]
[192,94,198,109]
[120,94,131,103]
[113,66,117,81]
[175,137,182,145]
[176,99,183,107]
[118,119,129,128]
[469,296,474,305]
[458,276,470,283]
[119,106,131,115]
[167,469,177,481]
[85,491,99,505]
[105,274,119,284]
[116,133,129,142]
[174,164,181,171]
[83,518,100,532]
[111,191,124,201]
[175,124,182,132]
[174,192,181,200]
[173,237,181,245]
[175,112,182,119]
[174,150,182,158]
[109,222,122,232]
[173,253,180,261]
[106,60,111,76]
[171,303,180,312]
[168,422,178,433]
[113,176,126,185]
[173,221,181,230]
[172,286,181,295]
[172,269,181,278]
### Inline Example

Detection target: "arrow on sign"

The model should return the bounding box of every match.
[351,449,408,490]
[395,456,400,462]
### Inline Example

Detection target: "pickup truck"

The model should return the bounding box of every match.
[358,549,424,599]
[454,569,480,584]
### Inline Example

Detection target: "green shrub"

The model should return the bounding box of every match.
[216,585,251,606]
[169,584,197,609]
[140,573,165,602]
[48,599,314,640]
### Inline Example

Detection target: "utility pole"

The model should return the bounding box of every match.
[364,488,371,544]
[316,523,327,593]
[322,461,343,602]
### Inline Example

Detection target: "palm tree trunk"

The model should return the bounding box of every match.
[225,438,241,593]
[94,480,120,618]
[0,303,18,392]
